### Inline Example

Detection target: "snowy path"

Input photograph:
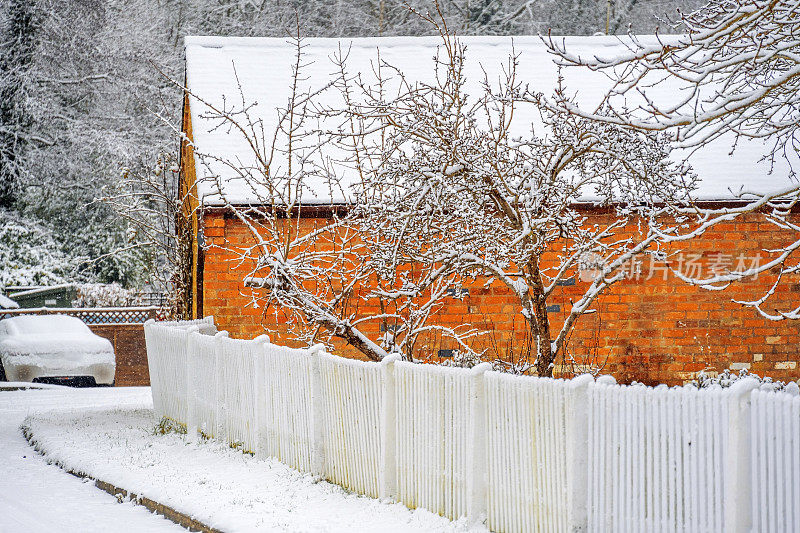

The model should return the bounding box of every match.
[12,385,480,532]
[0,385,182,532]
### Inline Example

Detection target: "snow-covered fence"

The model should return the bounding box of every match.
[318,350,385,497]
[144,318,800,531]
[484,372,591,532]
[0,306,163,324]
[144,317,217,422]
[587,380,734,532]
[751,389,800,532]
[393,361,489,519]
[216,334,264,453]
[261,341,315,472]
[186,331,221,439]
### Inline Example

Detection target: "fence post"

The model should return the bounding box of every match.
[186,328,199,442]
[184,326,201,442]
[596,375,616,386]
[725,377,759,533]
[566,373,594,532]
[213,331,229,442]
[143,321,159,415]
[253,334,270,457]
[309,343,326,478]
[183,326,199,442]
[467,362,492,524]
[379,354,401,500]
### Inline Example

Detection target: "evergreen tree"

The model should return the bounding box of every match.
[0,0,38,208]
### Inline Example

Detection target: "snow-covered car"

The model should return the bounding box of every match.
[0,315,115,386]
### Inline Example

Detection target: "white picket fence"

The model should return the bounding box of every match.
[144,318,800,532]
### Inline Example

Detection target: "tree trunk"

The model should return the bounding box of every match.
[523,258,555,377]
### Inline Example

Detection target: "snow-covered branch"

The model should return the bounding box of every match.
[326,18,700,376]
[544,0,800,321]
[178,27,482,362]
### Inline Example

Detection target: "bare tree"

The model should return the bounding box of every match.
[97,152,193,319]
[323,10,708,376]
[545,0,799,161]
[2,0,710,288]
[544,0,800,321]
[175,26,483,362]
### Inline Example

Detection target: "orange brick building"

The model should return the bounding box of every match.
[181,35,800,385]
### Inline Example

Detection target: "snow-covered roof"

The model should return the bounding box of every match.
[0,294,19,309]
[8,284,73,299]
[184,35,797,205]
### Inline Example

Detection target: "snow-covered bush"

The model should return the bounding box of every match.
[0,207,74,286]
[72,283,136,308]
[692,368,799,393]
[439,350,482,369]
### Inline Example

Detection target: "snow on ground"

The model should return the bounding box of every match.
[18,387,482,533]
[0,386,182,532]
[0,381,64,390]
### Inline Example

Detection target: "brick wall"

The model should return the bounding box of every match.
[90,324,150,386]
[201,210,800,386]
